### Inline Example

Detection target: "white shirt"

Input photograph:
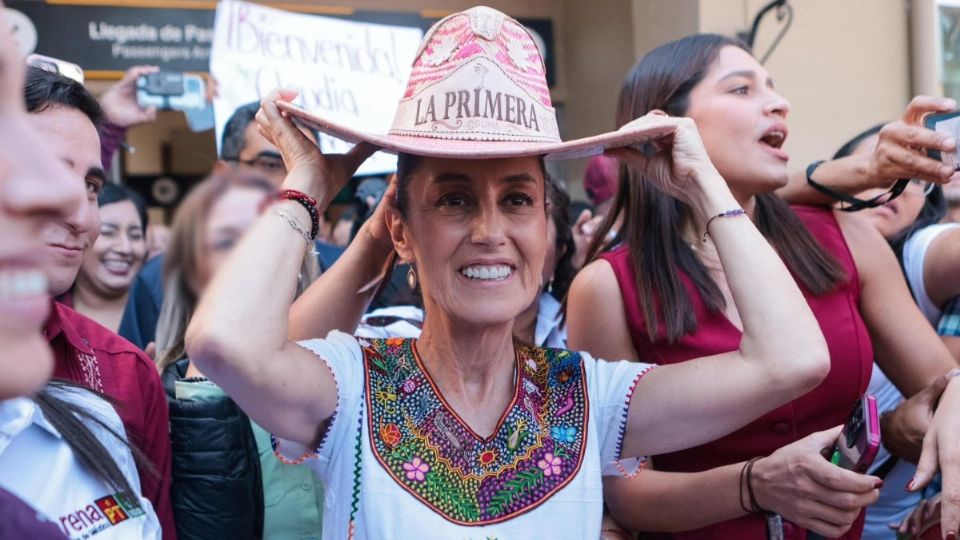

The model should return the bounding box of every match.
[0,387,161,540]
[273,331,651,540]
[902,223,960,323]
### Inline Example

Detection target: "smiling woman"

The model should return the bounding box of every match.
[71,183,148,333]
[185,7,831,540]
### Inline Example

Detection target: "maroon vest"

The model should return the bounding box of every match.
[600,206,872,540]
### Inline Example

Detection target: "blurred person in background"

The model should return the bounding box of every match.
[0,9,160,537]
[583,154,618,219]
[826,125,960,538]
[24,66,176,539]
[944,179,960,223]
[570,34,960,539]
[330,206,356,247]
[154,173,322,540]
[70,183,148,332]
[146,223,171,260]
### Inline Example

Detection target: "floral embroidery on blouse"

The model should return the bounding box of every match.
[361,338,588,526]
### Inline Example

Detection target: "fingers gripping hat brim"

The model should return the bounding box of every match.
[281,101,674,161]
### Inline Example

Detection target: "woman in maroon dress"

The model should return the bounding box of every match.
[568,34,960,539]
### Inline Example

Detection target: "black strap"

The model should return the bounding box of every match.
[806,160,910,212]
[873,455,900,480]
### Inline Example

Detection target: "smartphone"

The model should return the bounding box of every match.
[806,396,882,540]
[828,394,881,474]
[136,72,205,111]
[924,110,960,171]
[25,54,84,84]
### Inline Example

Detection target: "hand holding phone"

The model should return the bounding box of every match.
[805,396,882,540]
[827,394,881,474]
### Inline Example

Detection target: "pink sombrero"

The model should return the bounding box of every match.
[279,5,672,161]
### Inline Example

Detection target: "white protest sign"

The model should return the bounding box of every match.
[211,0,422,175]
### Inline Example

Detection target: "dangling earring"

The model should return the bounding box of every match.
[407,264,418,290]
[546,279,554,294]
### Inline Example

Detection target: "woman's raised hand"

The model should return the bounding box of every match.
[867,96,959,188]
[358,174,399,256]
[256,89,377,203]
[751,427,881,538]
[605,112,728,216]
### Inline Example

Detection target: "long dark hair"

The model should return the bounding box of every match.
[545,174,576,300]
[34,380,144,496]
[584,34,846,343]
[98,183,148,235]
[832,124,947,270]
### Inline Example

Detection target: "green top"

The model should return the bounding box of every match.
[175,380,324,539]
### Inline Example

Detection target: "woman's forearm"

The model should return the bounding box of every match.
[778,156,875,207]
[605,465,746,532]
[692,174,828,387]
[187,199,317,371]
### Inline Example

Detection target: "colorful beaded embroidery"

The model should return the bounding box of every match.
[361,337,588,526]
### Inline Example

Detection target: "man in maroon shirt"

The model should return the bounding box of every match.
[24,67,176,539]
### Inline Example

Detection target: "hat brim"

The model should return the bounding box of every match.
[279,101,675,161]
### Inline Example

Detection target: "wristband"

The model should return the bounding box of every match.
[805,160,909,212]
[261,189,320,240]
[702,208,747,243]
[745,457,766,513]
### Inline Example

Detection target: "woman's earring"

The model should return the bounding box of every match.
[407,264,418,290]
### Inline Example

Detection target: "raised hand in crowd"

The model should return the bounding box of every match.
[99,65,159,128]
[781,96,960,205]
[255,89,376,199]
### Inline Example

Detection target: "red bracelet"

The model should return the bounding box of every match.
[261,189,320,240]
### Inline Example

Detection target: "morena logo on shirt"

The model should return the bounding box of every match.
[57,490,145,538]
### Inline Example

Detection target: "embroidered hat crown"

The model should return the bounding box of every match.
[388,6,560,143]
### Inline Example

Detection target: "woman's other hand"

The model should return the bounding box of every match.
[100,65,159,128]
[357,174,398,256]
[892,494,941,538]
[909,373,960,539]
[752,426,881,538]
[882,369,958,463]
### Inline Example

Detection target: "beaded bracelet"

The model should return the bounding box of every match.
[702,208,747,243]
[261,189,320,239]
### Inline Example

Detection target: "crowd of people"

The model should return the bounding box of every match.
[4,3,960,540]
